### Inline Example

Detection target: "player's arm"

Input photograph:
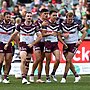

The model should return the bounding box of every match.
[80,26,87,41]
[4,31,19,50]
[76,25,87,46]
[42,29,52,37]
[8,31,19,45]
[42,29,57,37]
[28,32,42,48]
[58,32,68,48]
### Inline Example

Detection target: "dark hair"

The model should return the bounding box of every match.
[86,14,90,19]
[49,10,57,15]
[26,12,32,14]
[4,12,11,16]
[21,3,26,7]
[14,5,19,8]
[87,8,90,12]
[40,9,48,13]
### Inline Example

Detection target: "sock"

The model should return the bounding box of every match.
[30,74,34,76]
[0,63,3,75]
[22,74,26,79]
[8,65,11,75]
[74,72,79,77]
[51,71,55,75]
[38,73,41,79]
[63,73,67,79]
[4,75,8,79]
[46,75,50,80]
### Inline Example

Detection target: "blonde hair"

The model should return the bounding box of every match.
[66,12,74,18]
[0,13,3,21]
[15,17,21,24]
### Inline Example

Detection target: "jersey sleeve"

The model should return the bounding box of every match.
[58,23,63,33]
[16,24,20,32]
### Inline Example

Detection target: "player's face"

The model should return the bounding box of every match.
[67,16,74,24]
[41,12,49,20]
[5,14,11,22]
[25,13,32,22]
[50,12,57,21]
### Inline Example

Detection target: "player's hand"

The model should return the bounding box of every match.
[4,44,8,50]
[64,44,68,49]
[28,44,33,48]
[52,32,57,36]
[62,32,69,38]
[76,40,82,47]
[42,21,48,26]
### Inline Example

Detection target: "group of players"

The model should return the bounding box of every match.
[0,8,87,84]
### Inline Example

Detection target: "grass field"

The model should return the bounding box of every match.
[0,75,90,90]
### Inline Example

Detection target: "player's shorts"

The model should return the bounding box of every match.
[34,42,44,52]
[0,42,13,53]
[19,42,33,54]
[63,43,78,54]
[44,41,59,53]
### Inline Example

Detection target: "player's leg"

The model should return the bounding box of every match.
[0,42,5,82]
[3,53,12,83]
[51,50,60,82]
[30,50,42,82]
[36,52,45,83]
[61,52,74,83]
[0,53,4,83]
[20,51,30,84]
[45,52,51,83]
[70,63,81,83]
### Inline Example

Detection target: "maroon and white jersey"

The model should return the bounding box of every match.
[0,21,15,43]
[43,20,60,42]
[60,20,83,43]
[16,22,41,44]
[34,18,45,42]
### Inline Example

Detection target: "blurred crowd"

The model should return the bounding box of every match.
[0,0,90,37]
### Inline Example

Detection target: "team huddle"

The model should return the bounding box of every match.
[0,9,87,84]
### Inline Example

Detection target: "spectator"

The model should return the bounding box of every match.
[47,1,55,11]
[12,5,22,19]
[0,0,9,13]
[39,4,48,11]
[85,4,90,37]
[20,8,26,22]
[75,0,87,19]
[59,9,66,20]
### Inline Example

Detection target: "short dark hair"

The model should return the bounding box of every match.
[40,9,48,13]
[25,12,32,17]
[4,12,11,17]
[21,3,26,7]
[14,5,19,8]
[49,10,57,15]
[87,8,90,12]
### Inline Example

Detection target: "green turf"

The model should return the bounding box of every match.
[0,75,90,90]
